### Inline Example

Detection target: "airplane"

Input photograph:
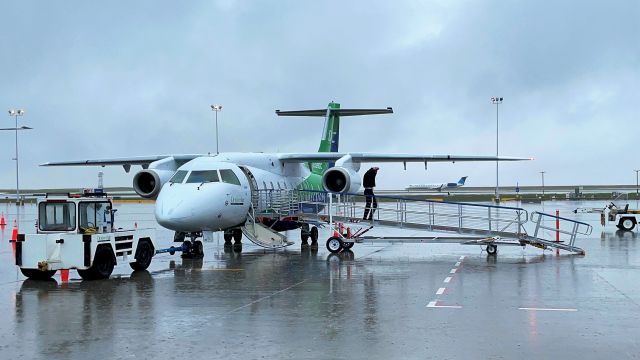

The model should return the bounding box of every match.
[42,101,529,257]
[407,176,468,192]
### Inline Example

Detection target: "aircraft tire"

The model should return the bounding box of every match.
[233,229,243,242]
[310,226,319,243]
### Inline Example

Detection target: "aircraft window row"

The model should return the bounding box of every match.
[186,170,220,184]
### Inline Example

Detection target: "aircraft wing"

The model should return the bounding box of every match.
[278,153,531,163]
[41,154,205,172]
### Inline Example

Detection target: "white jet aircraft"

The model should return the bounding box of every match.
[407,176,468,192]
[42,102,528,256]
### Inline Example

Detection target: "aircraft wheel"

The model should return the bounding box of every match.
[301,223,310,242]
[619,217,636,231]
[20,268,56,280]
[486,244,498,255]
[130,239,154,271]
[193,240,204,257]
[233,229,243,242]
[310,226,319,243]
[326,237,343,254]
[223,232,233,243]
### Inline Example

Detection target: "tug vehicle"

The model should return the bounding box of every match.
[574,202,640,231]
[13,190,156,280]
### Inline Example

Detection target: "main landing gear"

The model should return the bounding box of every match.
[175,232,204,259]
[224,229,243,253]
[300,224,319,251]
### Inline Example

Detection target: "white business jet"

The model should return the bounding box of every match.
[407,176,468,192]
[42,102,528,256]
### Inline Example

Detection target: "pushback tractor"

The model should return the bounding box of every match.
[12,191,156,280]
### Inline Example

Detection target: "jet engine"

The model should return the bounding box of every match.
[133,169,174,199]
[322,167,362,193]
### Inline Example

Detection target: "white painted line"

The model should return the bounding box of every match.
[436,287,446,295]
[444,277,452,283]
[518,307,578,312]
[454,261,461,267]
[450,268,457,274]
[459,256,465,260]
[426,301,462,309]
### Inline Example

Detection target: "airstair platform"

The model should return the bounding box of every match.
[247,189,592,255]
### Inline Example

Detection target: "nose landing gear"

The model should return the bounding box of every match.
[180,232,204,259]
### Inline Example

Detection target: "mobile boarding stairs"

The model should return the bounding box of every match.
[241,189,592,255]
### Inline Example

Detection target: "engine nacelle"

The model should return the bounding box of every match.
[133,169,174,199]
[322,167,362,193]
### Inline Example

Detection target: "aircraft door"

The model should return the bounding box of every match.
[238,166,258,208]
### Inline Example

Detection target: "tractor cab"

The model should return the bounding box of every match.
[37,190,115,234]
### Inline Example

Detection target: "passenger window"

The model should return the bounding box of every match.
[186,171,219,184]
[169,170,188,184]
[39,202,76,231]
[220,169,241,185]
[79,201,110,232]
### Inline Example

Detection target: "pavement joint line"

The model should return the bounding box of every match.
[436,287,445,295]
[444,276,452,283]
[518,307,578,312]
[227,279,308,314]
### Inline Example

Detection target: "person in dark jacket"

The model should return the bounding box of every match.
[363,167,379,220]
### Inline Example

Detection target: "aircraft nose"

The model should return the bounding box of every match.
[154,184,224,232]
[155,193,193,230]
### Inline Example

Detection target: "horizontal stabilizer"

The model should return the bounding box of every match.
[275,108,393,117]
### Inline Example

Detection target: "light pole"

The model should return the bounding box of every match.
[210,104,222,154]
[540,171,546,197]
[491,97,503,202]
[634,169,640,199]
[4,109,31,205]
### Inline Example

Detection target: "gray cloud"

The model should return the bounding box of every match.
[0,0,638,190]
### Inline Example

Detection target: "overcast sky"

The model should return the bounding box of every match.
[0,0,638,190]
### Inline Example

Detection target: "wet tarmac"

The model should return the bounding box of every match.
[0,200,639,359]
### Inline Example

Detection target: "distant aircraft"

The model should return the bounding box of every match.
[407,176,468,192]
[43,102,527,256]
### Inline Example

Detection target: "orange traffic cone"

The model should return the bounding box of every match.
[0,212,6,227]
[10,220,18,257]
[60,269,69,283]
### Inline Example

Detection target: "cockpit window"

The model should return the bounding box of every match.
[169,170,188,184]
[220,169,241,185]
[186,170,220,184]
